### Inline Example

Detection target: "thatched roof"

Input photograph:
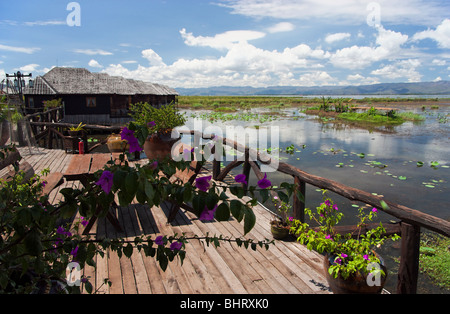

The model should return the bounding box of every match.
[24,67,178,96]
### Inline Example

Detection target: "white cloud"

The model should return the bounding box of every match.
[371,59,422,82]
[180,28,266,50]
[267,22,295,33]
[219,0,449,26]
[329,26,408,69]
[325,33,351,44]
[73,49,113,56]
[18,64,40,72]
[0,44,40,54]
[88,59,103,68]
[142,49,166,67]
[122,60,138,64]
[431,59,446,66]
[24,20,66,26]
[346,74,380,85]
[413,19,450,48]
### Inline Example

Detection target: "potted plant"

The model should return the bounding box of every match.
[270,197,293,240]
[68,122,85,137]
[290,190,400,294]
[128,103,186,160]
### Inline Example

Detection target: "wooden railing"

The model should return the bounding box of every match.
[179,129,450,294]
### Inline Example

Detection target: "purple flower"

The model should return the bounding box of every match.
[42,180,48,187]
[235,174,248,185]
[335,257,342,265]
[324,200,331,207]
[121,127,143,153]
[121,127,135,141]
[341,253,348,258]
[128,138,143,153]
[149,160,158,170]
[333,204,339,211]
[95,170,114,195]
[70,246,78,258]
[196,176,212,192]
[199,204,218,221]
[363,254,370,261]
[325,235,332,240]
[155,236,164,246]
[80,217,89,227]
[257,173,271,189]
[288,217,294,222]
[147,121,156,128]
[170,241,183,251]
[372,207,378,213]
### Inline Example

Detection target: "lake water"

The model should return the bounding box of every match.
[180,103,450,293]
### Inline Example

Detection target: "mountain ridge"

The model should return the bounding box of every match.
[176,81,450,96]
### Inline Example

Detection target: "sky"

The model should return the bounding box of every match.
[0,0,449,89]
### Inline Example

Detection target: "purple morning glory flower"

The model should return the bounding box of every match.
[341,253,348,258]
[121,127,143,153]
[155,236,164,246]
[121,127,135,141]
[257,173,271,189]
[372,207,378,213]
[95,170,114,195]
[147,121,156,128]
[199,204,218,221]
[324,200,331,207]
[235,174,248,185]
[363,254,370,261]
[196,176,212,192]
[70,246,79,258]
[170,241,183,251]
[333,204,339,211]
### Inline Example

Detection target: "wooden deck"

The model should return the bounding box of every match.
[7,147,332,294]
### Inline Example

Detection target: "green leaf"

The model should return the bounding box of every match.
[277,190,289,204]
[230,200,244,222]
[243,208,256,235]
[215,203,230,221]
[144,181,155,200]
[123,243,133,258]
[25,229,42,257]
[125,171,139,195]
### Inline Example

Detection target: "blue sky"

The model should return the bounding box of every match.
[0,0,449,88]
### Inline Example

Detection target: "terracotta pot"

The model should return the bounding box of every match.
[0,120,10,147]
[107,134,128,153]
[271,223,290,240]
[323,253,387,294]
[144,133,179,161]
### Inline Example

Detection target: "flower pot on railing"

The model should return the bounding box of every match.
[144,132,179,161]
[271,223,290,240]
[323,252,387,294]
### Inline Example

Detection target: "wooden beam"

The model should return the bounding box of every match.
[293,176,306,223]
[397,222,421,294]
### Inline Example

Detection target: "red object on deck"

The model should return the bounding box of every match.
[78,139,84,155]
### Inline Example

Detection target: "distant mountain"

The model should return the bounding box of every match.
[176,81,450,96]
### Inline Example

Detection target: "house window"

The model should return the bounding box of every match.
[86,97,96,108]
[28,97,34,107]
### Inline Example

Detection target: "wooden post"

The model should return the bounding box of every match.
[397,222,421,294]
[242,150,251,192]
[293,176,306,223]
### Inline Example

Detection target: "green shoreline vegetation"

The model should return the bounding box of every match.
[419,233,450,291]
[179,95,433,125]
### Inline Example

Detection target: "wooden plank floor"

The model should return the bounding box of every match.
[8,147,332,294]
